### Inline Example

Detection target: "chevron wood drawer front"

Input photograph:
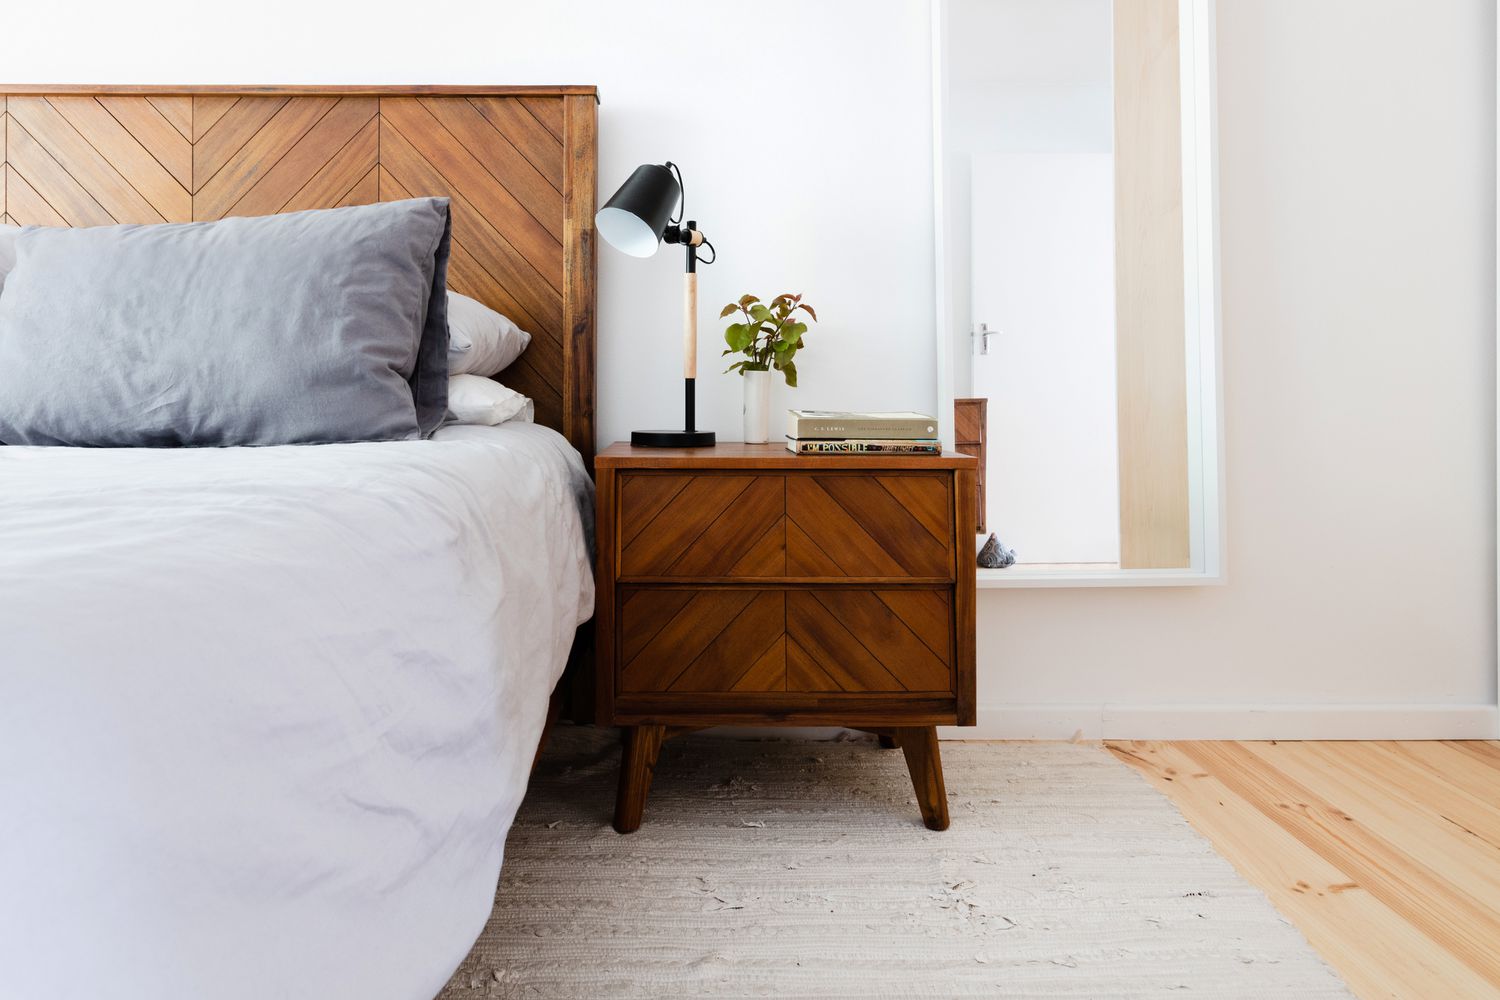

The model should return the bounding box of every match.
[618,586,952,696]
[596,443,978,833]
[617,470,954,582]
[787,589,953,693]
[618,588,786,693]
[619,473,786,578]
[785,472,954,580]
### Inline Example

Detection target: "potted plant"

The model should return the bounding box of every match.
[720,292,819,444]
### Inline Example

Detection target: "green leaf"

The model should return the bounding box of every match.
[723,360,748,374]
[749,303,772,323]
[797,303,818,322]
[782,321,807,345]
[725,322,754,352]
[772,340,792,354]
[781,361,798,388]
[719,303,738,318]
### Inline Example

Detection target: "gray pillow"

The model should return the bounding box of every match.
[0,198,451,447]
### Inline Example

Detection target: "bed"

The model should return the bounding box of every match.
[0,86,599,1000]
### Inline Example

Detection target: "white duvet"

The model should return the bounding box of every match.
[0,423,594,1000]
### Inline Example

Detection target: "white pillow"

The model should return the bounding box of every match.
[447,290,531,375]
[0,224,20,294]
[446,374,533,426]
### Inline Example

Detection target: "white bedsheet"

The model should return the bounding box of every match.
[0,423,594,1000]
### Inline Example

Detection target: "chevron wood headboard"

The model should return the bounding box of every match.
[0,85,598,462]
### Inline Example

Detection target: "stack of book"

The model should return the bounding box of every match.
[785,410,941,454]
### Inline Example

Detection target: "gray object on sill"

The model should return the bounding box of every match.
[977,533,1016,569]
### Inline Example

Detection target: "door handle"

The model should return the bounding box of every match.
[972,322,1000,355]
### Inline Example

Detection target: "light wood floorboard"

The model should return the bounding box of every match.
[1108,740,1500,1000]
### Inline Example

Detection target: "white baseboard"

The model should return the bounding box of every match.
[936,702,1500,741]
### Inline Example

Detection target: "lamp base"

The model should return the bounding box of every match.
[631,429,717,448]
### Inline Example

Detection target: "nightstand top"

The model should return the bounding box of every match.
[596,441,977,470]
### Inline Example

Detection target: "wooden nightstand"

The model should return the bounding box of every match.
[594,442,977,833]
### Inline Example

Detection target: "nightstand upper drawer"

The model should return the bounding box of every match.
[617,470,954,581]
[785,473,953,580]
[618,473,785,578]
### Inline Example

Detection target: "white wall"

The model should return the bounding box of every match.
[9,0,1496,737]
[4,0,938,446]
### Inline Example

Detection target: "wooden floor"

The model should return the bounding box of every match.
[1108,740,1500,1000]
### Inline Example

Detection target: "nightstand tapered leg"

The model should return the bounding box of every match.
[894,726,949,831]
[614,724,666,834]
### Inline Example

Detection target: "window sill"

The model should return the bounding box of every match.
[976,566,1225,589]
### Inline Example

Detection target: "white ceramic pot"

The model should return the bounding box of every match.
[742,368,772,444]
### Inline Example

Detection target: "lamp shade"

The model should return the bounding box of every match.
[595,163,681,258]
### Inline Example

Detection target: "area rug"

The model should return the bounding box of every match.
[440,727,1351,999]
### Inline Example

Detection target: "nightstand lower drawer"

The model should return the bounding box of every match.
[617,587,953,695]
[619,589,787,693]
[786,589,952,693]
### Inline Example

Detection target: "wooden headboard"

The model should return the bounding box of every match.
[0,85,597,462]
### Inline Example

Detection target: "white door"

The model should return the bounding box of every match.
[970,152,1119,565]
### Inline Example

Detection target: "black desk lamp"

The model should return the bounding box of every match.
[596,162,716,448]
